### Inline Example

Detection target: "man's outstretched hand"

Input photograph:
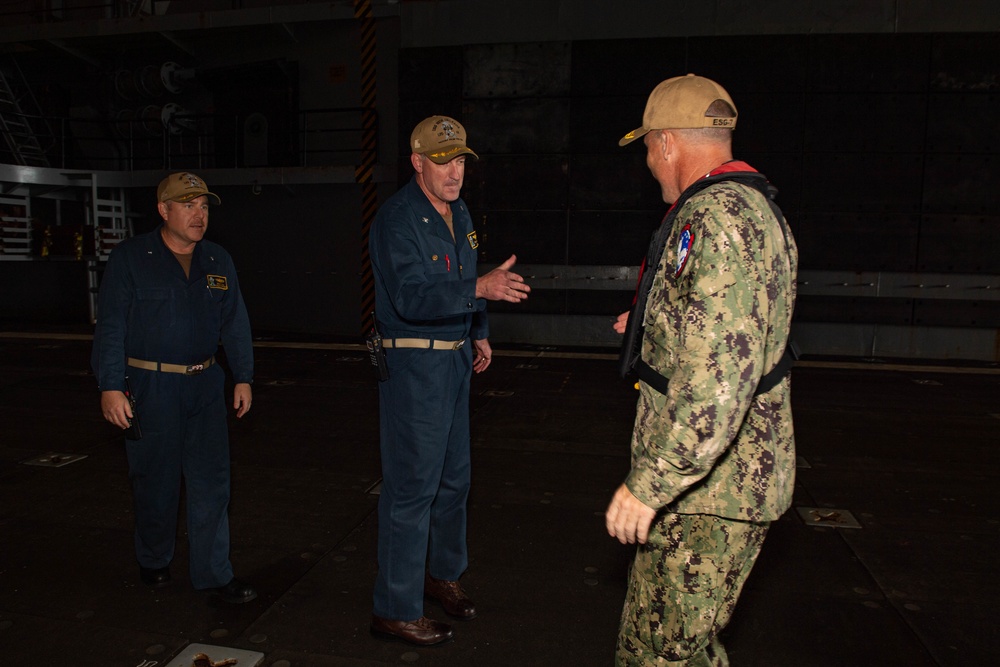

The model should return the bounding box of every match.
[476,255,531,303]
[613,311,629,334]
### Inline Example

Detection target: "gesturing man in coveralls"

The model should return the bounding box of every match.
[368,116,531,645]
[606,75,798,665]
[92,172,257,604]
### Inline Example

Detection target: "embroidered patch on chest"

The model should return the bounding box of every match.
[467,230,479,250]
[206,274,228,290]
[674,224,694,278]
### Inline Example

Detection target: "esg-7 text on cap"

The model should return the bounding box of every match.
[619,74,738,146]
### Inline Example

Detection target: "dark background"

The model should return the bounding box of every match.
[0,1,997,359]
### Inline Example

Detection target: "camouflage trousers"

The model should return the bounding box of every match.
[615,512,770,667]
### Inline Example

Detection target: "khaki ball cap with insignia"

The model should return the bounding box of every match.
[156,172,222,205]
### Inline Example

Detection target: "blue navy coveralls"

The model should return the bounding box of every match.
[91,225,253,590]
[369,175,488,621]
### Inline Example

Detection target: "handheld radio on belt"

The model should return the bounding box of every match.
[124,376,142,440]
[365,312,389,382]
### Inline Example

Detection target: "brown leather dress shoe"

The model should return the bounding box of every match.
[424,573,477,620]
[370,614,453,646]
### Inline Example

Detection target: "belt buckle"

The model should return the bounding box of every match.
[453,339,465,350]
[185,363,205,375]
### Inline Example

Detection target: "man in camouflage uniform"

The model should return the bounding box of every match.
[606,74,798,666]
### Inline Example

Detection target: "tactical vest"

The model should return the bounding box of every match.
[617,171,796,396]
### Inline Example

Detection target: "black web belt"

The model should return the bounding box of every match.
[636,345,796,397]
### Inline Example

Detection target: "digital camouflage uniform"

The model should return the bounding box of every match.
[618,164,798,666]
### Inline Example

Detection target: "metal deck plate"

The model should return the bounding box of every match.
[796,507,863,529]
[161,644,263,667]
[22,452,87,467]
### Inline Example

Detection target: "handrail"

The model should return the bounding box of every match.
[0,107,375,171]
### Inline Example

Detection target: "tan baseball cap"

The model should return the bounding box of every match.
[619,74,737,146]
[410,115,479,164]
[156,172,221,205]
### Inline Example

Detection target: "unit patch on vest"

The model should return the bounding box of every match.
[206,274,228,290]
[467,231,479,250]
[674,224,694,277]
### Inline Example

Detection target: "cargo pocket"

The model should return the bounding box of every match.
[624,524,724,661]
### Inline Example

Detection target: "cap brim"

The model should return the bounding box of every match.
[169,192,222,205]
[618,126,649,147]
[425,146,479,165]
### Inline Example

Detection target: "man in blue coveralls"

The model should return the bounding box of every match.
[369,116,531,645]
[92,172,257,604]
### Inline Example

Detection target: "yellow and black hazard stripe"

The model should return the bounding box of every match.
[355,0,378,333]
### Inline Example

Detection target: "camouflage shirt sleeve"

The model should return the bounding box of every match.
[625,182,797,520]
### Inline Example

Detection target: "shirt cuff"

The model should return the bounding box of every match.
[625,465,679,510]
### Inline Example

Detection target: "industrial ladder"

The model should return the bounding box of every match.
[87,177,133,322]
[0,57,52,168]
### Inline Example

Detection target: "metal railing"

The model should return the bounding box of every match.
[0,1,127,24]
[0,107,373,171]
[0,1,325,25]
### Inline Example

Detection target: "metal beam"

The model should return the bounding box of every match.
[45,38,101,67]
